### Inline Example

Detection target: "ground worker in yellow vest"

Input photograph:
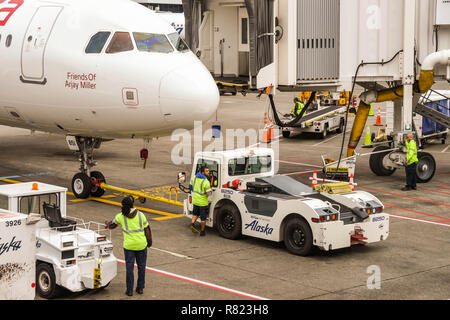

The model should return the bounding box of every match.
[291,97,305,117]
[105,196,152,296]
[189,166,213,236]
[402,133,419,191]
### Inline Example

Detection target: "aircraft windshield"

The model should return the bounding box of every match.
[167,32,189,52]
[133,33,174,53]
[86,32,111,53]
[106,32,134,54]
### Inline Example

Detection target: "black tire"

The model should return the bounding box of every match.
[336,119,345,134]
[99,282,111,290]
[282,130,291,139]
[90,171,106,197]
[71,172,92,199]
[216,203,242,240]
[416,152,436,183]
[283,217,313,256]
[369,146,396,177]
[321,125,328,139]
[36,263,59,299]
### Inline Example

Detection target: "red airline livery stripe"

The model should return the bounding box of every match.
[0,0,24,27]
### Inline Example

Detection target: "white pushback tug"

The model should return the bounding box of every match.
[0,182,117,299]
[178,148,389,256]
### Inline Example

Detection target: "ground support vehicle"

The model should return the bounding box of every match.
[0,182,117,299]
[0,210,40,299]
[281,105,346,139]
[321,155,356,182]
[179,148,389,256]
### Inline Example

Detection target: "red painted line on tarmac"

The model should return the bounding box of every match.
[437,186,450,191]
[116,260,268,300]
[419,187,450,196]
[383,204,450,222]
[357,185,450,208]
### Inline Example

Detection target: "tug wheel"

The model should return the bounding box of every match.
[282,131,291,139]
[283,217,313,256]
[72,173,92,199]
[216,203,242,240]
[36,263,59,299]
[90,171,106,197]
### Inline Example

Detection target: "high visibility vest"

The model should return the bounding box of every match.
[190,176,212,207]
[113,209,149,251]
[292,102,305,116]
[405,140,418,165]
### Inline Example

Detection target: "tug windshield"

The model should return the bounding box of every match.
[228,156,272,176]
[19,193,59,216]
[133,33,174,53]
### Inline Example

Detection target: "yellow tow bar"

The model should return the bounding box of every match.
[99,183,184,207]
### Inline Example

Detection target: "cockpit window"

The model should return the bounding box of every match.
[106,32,134,54]
[133,33,173,53]
[168,32,189,52]
[85,32,111,53]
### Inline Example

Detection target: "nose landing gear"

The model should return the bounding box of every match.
[67,136,106,199]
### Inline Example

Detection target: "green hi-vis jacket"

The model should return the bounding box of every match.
[190,174,212,207]
[113,209,149,251]
[405,140,418,165]
[292,102,305,116]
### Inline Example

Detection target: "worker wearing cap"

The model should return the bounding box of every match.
[105,196,152,296]
[291,97,305,117]
[189,166,213,236]
[402,133,419,191]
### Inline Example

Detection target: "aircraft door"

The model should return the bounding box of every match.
[20,6,63,84]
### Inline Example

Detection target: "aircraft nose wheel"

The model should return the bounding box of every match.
[71,171,106,199]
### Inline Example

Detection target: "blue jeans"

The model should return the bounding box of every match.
[124,248,147,292]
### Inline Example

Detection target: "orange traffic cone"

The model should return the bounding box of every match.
[261,113,272,143]
[349,173,355,191]
[269,117,275,140]
[312,169,318,188]
[375,106,383,126]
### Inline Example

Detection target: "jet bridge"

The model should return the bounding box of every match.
[184,0,450,184]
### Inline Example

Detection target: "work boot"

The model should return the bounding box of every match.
[200,230,206,237]
[190,224,199,234]
[136,288,144,295]
[401,186,412,191]
[125,290,133,297]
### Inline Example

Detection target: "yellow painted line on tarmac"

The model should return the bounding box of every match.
[69,195,116,203]
[0,178,22,184]
[152,214,185,221]
[0,178,182,220]
[89,197,182,219]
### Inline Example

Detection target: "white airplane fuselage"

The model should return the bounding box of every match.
[0,0,218,140]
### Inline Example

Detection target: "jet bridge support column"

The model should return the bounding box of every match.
[401,0,416,133]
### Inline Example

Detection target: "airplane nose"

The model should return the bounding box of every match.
[159,60,219,123]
